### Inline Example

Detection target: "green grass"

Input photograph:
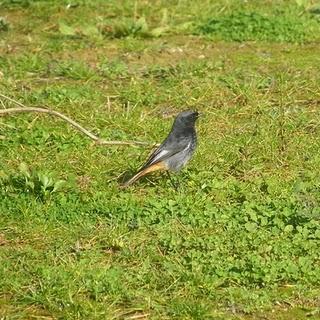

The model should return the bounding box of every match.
[1,0,320,319]
[197,10,318,42]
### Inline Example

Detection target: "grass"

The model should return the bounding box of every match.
[196,5,320,42]
[1,0,320,319]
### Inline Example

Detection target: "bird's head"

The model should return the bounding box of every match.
[174,110,199,128]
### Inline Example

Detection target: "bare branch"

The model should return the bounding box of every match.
[0,93,154,147]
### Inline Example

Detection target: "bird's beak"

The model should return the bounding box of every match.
[195,111,201,119]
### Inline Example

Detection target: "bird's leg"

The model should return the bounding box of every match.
[166,171,180,191]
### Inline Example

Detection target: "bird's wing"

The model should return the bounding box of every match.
[140,137,188,170]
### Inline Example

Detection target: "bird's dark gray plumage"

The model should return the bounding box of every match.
[122,110,199,187]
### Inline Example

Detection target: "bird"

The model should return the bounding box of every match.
[122,110,199,187]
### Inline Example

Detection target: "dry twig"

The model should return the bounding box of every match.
[0,93,154,147]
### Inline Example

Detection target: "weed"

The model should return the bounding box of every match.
[100,16,169,39]
[0,163,67,200]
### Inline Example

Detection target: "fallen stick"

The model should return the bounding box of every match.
[0,93,154,147]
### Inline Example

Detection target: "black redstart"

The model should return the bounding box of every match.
[122,110,199,187]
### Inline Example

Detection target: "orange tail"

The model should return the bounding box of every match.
[121,162,167,188]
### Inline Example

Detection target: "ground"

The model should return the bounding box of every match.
[0,1,320,319]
